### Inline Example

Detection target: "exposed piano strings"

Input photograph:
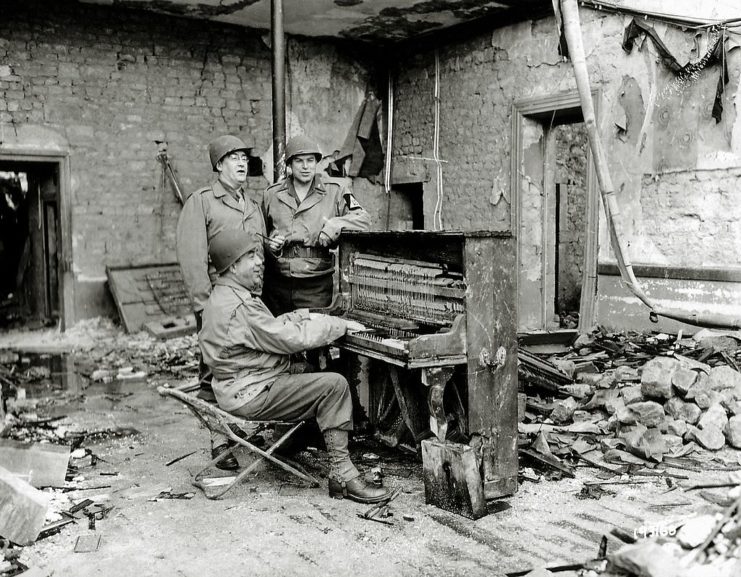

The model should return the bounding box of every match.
[347,253,465,326]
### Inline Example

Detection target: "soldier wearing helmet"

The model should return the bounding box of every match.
[199,229,391,504]
[261,134,371,316]
[176,134,266,471]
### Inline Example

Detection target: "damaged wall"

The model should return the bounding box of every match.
[0,1,380,323]
[391,8,741,332]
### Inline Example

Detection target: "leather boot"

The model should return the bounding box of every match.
[323,429,391,504]
[212,443,239,471]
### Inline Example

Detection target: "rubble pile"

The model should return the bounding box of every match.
[608,487,741,577]
[519,328,741,469]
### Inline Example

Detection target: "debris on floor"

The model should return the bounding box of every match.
[518,328,741,483]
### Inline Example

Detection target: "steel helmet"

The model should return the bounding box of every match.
[285,135,322,163]
[208,135,250,171]
[208,229,257,275]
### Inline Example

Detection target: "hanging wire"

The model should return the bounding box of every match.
[432,49,444,230]
[384,69,394,196]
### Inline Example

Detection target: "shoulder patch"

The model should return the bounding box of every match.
[344,193,363,211]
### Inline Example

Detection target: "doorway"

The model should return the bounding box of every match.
[511,92,599,333]
[0,160,64,327]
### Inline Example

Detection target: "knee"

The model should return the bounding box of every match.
[323,373,349,397]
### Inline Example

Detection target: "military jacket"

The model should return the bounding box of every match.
[261,174,370,278]
[176,179,266,312]
[199,277,349,412]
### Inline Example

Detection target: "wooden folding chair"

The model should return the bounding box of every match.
[158,385,320,499]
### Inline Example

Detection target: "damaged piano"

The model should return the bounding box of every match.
[328,231,517,517]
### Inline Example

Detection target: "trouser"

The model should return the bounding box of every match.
[231,372,353,432]
[194,310,227,448]
[261,270,333,317]
[231,372,357,482]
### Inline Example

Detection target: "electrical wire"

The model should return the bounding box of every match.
[384,69,394,196]
[432,49,444,231]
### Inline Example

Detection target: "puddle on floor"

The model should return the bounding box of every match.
[0,349,145,409]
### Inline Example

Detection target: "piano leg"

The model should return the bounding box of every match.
[422,366,455,442]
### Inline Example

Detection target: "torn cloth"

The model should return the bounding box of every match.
[336,95,384,179]
[622,19,731,123]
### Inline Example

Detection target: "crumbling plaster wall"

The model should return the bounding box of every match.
[0,1,380,321]
[392,8,741,329]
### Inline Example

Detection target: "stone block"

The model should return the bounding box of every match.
[665,417,688,438]
[641,357,679,399]
[698,403,728,432]
[664,397,701,425]
[621,423,666,462]
[671,368,697,397]
[621,385,643,406]
[725,416,741,448]
[627,401,665,428]
[662,434,684,453]
[550,396,577,425]
[0,464,51,545]
[707,365,741,391]
[615,365,640,382]
[686,425,725,451]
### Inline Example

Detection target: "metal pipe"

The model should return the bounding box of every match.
[271,0,286,183]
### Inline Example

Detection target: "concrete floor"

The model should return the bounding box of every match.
[0,321,733,577]
[8,370,729,577]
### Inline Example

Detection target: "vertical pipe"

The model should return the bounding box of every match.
[271,0,286,182]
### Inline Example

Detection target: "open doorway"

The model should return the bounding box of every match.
[511,92,599,333]
[0,161,63,327]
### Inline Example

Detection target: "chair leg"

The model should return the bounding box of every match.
[193,444,239,484]
[205,422,320,499]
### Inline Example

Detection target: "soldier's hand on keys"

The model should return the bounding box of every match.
[345,320,366,333]
[267,233,286,252]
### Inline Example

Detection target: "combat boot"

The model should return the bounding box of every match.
[323,429,391,504]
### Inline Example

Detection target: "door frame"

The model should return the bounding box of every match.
[0,149,73,329]
[511,90,600,332]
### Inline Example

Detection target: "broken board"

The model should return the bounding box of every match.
[0,464,51,545]
[106,264,194,334]
[421,439,486,520]
[0,439,70,488]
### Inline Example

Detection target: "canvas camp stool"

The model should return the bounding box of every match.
[158,385,320,499]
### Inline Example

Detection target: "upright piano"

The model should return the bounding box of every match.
[331,231,518,500]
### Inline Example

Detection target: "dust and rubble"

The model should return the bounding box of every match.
[1,320,741,576]
[517,326,741,576]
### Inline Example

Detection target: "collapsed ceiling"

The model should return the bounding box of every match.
[80,0,551,43]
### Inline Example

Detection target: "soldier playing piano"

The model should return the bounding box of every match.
[199,228,391,504]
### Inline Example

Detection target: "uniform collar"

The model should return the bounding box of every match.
[214,275,262,298]
[276,175,325,212]
[212,179,255,216]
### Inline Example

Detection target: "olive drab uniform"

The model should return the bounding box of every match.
[177,180,266,313]
[176,179,266,450]
[261,174,370,316]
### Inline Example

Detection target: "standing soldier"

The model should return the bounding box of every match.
[176,135,265,471]
[262,134,371,316]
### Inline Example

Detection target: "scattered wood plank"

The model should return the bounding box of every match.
[0,439,70,488]
[0,464,51,545]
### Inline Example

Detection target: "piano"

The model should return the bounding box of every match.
[330,231,518,500]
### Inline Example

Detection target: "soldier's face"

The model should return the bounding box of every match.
[217,151,248,189]
[231,245,264,294]
[290,154,317,186]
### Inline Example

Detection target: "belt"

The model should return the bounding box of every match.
[285,245,329,258]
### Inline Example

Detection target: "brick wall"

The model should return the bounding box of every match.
[0,1,379,322]
[391,9,741,331]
